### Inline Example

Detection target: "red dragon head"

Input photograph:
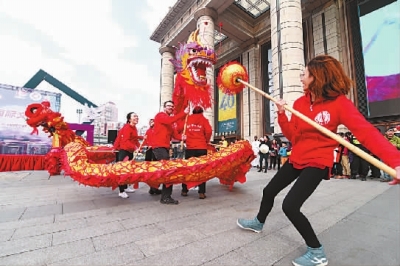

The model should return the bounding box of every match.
[25,101,63,135]
[171,29,217,113]
[25,101,81,149]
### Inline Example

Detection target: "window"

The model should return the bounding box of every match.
[234,0,270,18]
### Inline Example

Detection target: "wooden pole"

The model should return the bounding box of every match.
[133,135,146,160]
[180,114,189,152]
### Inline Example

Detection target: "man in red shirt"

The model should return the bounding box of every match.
[180,106,212,199]
[152,100,189,204]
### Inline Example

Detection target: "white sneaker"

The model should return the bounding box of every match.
[190,186,199,191]
[125,187,135,193]
[118,192,129,198]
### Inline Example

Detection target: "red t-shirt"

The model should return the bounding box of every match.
[279,94,400,170]
[152,111,186,149]
[185,113,212,150]
[113,123,143,152]
[143,127,155,147]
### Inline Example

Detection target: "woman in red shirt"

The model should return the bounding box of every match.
[180,106,212,199]
[113,112,143,198]
[237,55,400,266]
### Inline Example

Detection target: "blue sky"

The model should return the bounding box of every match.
[0,0,177,127]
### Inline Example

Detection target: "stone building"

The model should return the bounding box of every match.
[150,0,400,142]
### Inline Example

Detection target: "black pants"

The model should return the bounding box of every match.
[117,149,133,193]
[152,147,172,198]
[350,154,369,177]
[277,155,281,170]
[182,149,207,194]
[259,153,269,170]
[145,148,154,161]
[269,155,277,169]
[369,155,381,178]
[146,148,160,192]
[369,164,381,178]
[256,162,328,248]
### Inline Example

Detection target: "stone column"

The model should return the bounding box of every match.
[242,45,263,141]
[159,46,175,111]
[194,7,218,139]
[270,0,304,133]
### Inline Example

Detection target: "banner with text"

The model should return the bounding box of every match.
[0,83,62,155]
[218,89,237,133]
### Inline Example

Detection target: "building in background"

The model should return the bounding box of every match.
[151,0,400,142]
[89,101,120,144]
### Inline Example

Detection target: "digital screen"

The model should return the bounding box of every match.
[359,0,400,117]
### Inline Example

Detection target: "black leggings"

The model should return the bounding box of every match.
[256,162,328,248]
[118,149,133,193]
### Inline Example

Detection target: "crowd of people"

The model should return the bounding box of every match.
[251,135,291,173]
[331,128,400,184]
[249,127,400,187]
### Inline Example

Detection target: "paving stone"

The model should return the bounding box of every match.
[0,207,26,223]
[0,238,95,265]
[134,227,205,257]
[21,204,62,220]
[52,221,124,245]
[12,218,87,240]
[0,216,55,231]
[0,229,14,242]
[62,200,97,214]
[92,224,163,251]
[0,234,52,257]
[48,242,144,266]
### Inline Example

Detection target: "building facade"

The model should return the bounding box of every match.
[151,0,400,142]
[90,101,119,144]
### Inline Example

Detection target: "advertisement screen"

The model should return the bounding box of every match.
[218,89,237,133]
[359,0,400,117]
[0,83,62,155]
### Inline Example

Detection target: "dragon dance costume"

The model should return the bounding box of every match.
[24,29,255,190]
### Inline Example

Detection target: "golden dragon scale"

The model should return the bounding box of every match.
[61,141,255,190]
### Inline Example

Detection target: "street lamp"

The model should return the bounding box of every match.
[76,109,82,123]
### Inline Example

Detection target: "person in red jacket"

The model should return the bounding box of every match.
[152,100,189,204]
[143,118,161,195]
[237,55,400,266]
[113,112,144,198]
[180,106,212,199]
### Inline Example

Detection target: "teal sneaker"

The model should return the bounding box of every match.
[236,217,264,233]
[292,246,328,266]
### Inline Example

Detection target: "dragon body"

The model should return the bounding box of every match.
[24,101,254,189]
[25,101,254,189]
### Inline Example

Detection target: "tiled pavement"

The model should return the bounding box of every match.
[0,169,398,265]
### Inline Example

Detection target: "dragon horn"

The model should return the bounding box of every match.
[187,29,203,46]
